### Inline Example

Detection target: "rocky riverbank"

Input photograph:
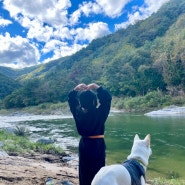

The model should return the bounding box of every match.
[145,105,185,116]
[0,153,78,185]
[0,153,153,185]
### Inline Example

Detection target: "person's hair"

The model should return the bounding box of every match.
[79,90,97,110]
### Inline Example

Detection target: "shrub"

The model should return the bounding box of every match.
[112,90,174,112]
[0,130,64,155]
[14,126,30,137]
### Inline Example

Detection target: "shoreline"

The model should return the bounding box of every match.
[1,152,184,185]
[0,152,79,185]
[1,105,185,117]
[0,152,153,185]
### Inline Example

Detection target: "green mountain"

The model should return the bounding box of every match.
[0,66,38,79]
[1,0,185,108]
[0,73,21,99]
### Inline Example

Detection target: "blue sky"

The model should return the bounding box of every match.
[0,0,170,68]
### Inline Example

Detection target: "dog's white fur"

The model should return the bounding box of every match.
[91,134,152,185]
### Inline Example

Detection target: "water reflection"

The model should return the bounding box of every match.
[105,113,185,179]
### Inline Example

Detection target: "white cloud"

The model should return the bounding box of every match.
[3,0,71,27]
[0,0,170,68]
[53,26,73,40]
[69,0,129,25]
[59,43,85,57]
[42,39,63,54]
[0,32,40,68]
[1,0,113,68]
[70,9,81,26]
[76,0,130,18]
[42,40,85,64]
[115,0,170,30]
[74,22,110,43]
[41,21,110,60]
[0,17,12,26]
[24,19,54,42]
[2,0,93,61]
[145,0,170,13]
[79,1,102,17]
[69,2,102,26]
[41,22,108,61]
[95,0,131,18]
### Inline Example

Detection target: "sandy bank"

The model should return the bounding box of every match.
[0,153,78,185]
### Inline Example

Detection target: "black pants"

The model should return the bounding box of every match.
[78,137,106,185]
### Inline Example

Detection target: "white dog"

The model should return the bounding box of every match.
[91,134,152,185]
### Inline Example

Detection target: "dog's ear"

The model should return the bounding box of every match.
[134,134,140,141]
[144,134,151,147]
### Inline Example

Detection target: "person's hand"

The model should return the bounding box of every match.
[87,83,100,90]
[74,83,87,91]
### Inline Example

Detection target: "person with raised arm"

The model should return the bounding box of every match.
[68,83,112,185]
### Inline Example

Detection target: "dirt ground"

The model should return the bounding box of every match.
[0,153,151,185]
[0,154,79,185]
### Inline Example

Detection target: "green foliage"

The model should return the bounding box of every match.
[0,73,21,99]
[0,99,3,109]
[0,130,33,154]
[0,130,64,155]
[149,177,185,185]
[112,91,172,112]
[14,126,30,137]
[167,171,180,179]
[33,143,64,155]
[171,96,185,105]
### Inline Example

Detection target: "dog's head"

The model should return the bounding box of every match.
[127,134,152,166]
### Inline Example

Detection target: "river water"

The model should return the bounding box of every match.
[0,111,185,180]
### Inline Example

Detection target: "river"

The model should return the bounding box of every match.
[0,111,185,180]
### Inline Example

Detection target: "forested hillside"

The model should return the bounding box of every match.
[1,0,185,109]
[0,73,21,99]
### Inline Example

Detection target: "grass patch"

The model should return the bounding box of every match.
[0,130,64,155]
[149,177,185,185]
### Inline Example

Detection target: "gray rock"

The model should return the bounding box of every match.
[58,180,74,185]
[37,138,55,145]
[0,150,9,157]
